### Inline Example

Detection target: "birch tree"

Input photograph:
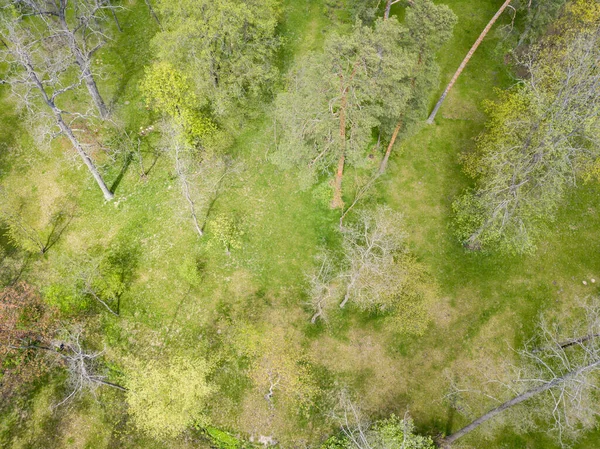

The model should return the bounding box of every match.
[453,1,600,253]
[0,8,114,199]
[13,0,118,118]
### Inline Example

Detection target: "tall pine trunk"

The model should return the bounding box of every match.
[427,0,512,124]
[331,89,348,209]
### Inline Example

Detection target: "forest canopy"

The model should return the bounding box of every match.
[1,1,599,449]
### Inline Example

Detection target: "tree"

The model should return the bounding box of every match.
[125,356,214,438]
[1,285,123,406]
[273,18,418,207]
[442,297,600,447]
[0,8,115,200]
[13,0,118,118]
[54,325,127,407]
[453,1,600,253]
[309,206,432,335]
[379,0,456,173]
[151,0,280,117]
[514,0,568,48]
[141,62,216,146]
[426,0,513,124]
[0,282,56,402]
[338,207,432,335]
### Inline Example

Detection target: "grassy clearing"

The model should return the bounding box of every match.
[1,0,599,448]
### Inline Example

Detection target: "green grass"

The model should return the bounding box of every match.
[1,0,600,448]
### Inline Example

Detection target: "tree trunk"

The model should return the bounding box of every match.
[441,358,600,447]
[81,64,109,119]
[332,86,349,209]
[384,0,393,20]
[22,59,114,200]
[56,115,114,201]
[57,10,109,119]
[426,0,513,124]
[145,0,164,31]
[331,153,346,209]
[379,120,402,174]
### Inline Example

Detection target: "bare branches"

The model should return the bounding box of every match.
[53,325,126,408]
[307,252,337,324]
[443,297,600,447]
[0,8,114,199]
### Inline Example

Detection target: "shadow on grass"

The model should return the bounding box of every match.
[109,152,133,194]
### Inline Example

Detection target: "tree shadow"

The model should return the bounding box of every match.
[42,210,76,255]
[109,152,133,194]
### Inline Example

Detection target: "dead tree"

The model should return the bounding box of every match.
[54,326,126,407]
[339,206,407,310]
[307,252,337,324]
[442,298,600,447]
[427,0,513,124]
[14,0,118,117]
[14,0,119,119]
[0,14,114,200]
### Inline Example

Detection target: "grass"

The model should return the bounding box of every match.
[1,0,600,448]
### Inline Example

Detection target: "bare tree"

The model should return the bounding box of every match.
[162,123,241,238]
[14,0,120,118]
[0,12,114,200]
[442,298,600,447]
[307,252,338,324]
[339,206,408,309]
[331,390,435,449]
[427,0,513,124]
[54,326,126,407]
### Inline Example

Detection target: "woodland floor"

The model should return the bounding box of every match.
[1,0,600,448]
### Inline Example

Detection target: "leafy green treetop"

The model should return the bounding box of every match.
[125,356,214,439]
[151,0,280,117]
[141,61,216,145]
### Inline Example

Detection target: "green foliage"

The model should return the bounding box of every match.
[152,0,280,117]
[43,284,87,315]
[453,2,600,253]
[141,62,216,145]
[208,214,244,254]
[125,356,214,439]
[321,415,435,449]
[205,427,242,449]
[272,2,456,189]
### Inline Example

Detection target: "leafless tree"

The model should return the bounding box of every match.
[162,123,242,238]
[339,206,408,310]
[442,298,600,447]
[14,0,121,118]
[53,325,126,408]
[0,10,114,200]
[307,252,338,324]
